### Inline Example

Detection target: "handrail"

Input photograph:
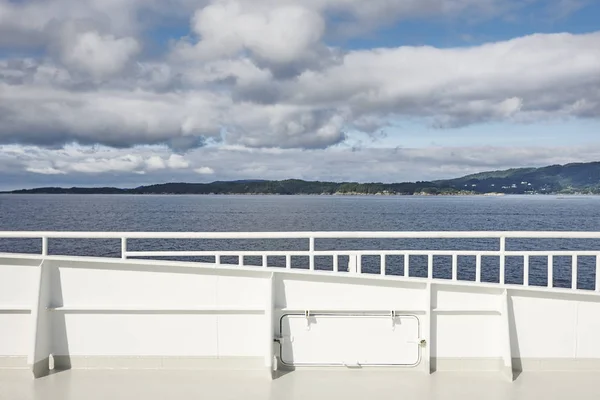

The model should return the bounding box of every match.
[1,231,600,292]
[0,230,600,239]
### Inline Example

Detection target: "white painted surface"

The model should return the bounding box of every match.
[277,277,426,311]
[0,314,31,356]
[0,261,38,359]
[575,301,600,358]
[0,263,38,307]
[2,231,600,380]
[280,314,420,366]
[29,260,52,368]
[5,369,600,400]
[433,315,502,358]
[510,295,579,358]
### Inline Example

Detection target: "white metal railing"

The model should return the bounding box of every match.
[1,231,600,291]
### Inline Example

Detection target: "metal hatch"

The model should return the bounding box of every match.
[279,313,420,367]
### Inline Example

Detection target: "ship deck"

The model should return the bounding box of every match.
[4,231,600,399]
[2,369,600,400]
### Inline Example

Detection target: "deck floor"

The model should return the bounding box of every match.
[2,369,600,400]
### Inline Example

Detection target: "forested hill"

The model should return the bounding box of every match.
[5,179,452,195]
[440,162,600,194]
[5,161,600,195]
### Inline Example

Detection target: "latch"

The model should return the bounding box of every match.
[408,338,427,347]
[305,310,311,330]
[391,310,397,330]
[274,335,293,344]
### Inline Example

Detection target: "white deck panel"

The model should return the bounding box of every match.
[2,370,600,400]
[3,231,600,383]
[280,314,420,366]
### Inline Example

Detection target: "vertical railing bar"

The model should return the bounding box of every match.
[357,255,362,274]
[309,237,315,271]
[427,254,433,279]
[262,254,268,268]
[548,255,553,288]
[286,254,292,269]
[572,255,578,290]
[239,255,244,267]
[380,254,386,276]
[333,254,338,273]
[404,254,410,277]
[215,254,221,267]
[523,255,529,286]
[121,237,127,260]
[476,254,482,283]
[452,254,458,281]
[596,255,600,292]
[499,237,506,285]
[41,237,48,257]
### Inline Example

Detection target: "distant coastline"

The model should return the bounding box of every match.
[2,189,598,196]
[4,161,600,196]
[0,186,478,196]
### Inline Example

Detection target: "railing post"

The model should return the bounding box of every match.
[333,254,338,272]
[357,255,362,274]
[264,273,274,372]
[523,255,529,286]
[309,237,315,271]
[41,237,48,257]
[548,255,553,288]
[404,254,410,277]
[348,255,357,273]
[452,254,458,281]
[476,254,482,283]
[380,254,386,275]
[427,254,433,279]
[596,255,600,292]
[121,237,127,260]
[572,255,578,290]
[286,255,291,269]
[499,237,506,284]
[262,255,268,268]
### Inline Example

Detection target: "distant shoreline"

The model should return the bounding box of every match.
[2,192,597,197]
[5,160,600,195]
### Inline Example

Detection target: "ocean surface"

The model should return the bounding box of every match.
[1,194,600,289]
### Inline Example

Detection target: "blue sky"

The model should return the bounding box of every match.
[334,1,600,49]
[0,0,599,189]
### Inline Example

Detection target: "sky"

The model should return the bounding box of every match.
[0,0,599,190]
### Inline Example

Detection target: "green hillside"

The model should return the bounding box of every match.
[442,162,600,194]
[6,161,600,195]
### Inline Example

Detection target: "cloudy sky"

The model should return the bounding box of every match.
[1,0,599,189]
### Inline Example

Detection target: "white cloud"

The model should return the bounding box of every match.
[224,104,347,148]
[194,166,215,174]
[0,82,226,148]
[0,0,202,47]
[6,143,600,189]
[145,156,167,171]
[8,144,196,176]
[3,30,598,152]
[25,166,66,175]
[0,0,599,186]
[56,23,141,79]
[166,154,190,169]
[182,0,325,65]
[276,32,600,129]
